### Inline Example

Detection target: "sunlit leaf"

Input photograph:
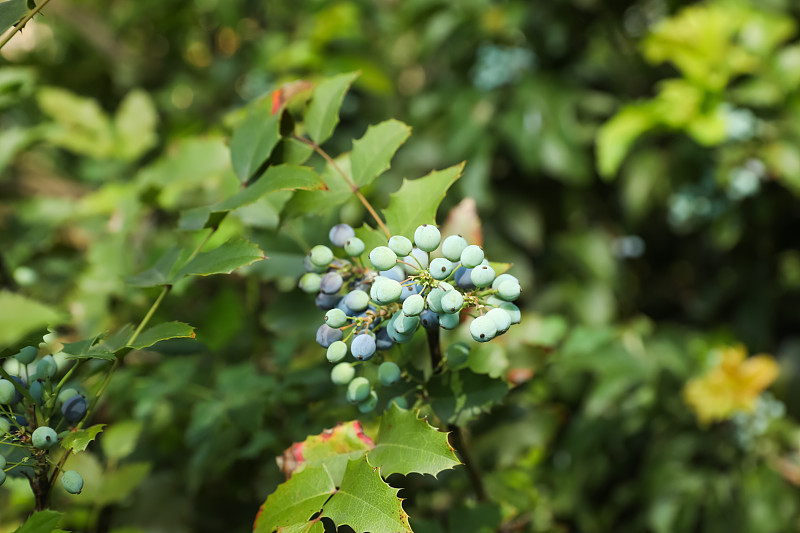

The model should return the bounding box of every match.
[61,424,106,455]
[253,465,336,533]
[322,456,412,533]
[350,119,411,188]
[383,162,465,237]
[368,405,460,477]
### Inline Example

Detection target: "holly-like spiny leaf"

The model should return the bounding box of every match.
[0,0,28,36]
[322,456,412,533]
[127,321,195,350]
[253,464,337,533]
[60,424,106,455]
[230,99,281,183]
[383,162,465,238]
[350,119,411,188]
[368,404,460,477]
[11,510,64,533]
[178,164,322,230]
[171,239,265,281]
[304,72,359,145]
[276,420,375,485]
[427,368,509,426]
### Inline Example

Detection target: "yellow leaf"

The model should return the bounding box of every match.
[683,345,779,425]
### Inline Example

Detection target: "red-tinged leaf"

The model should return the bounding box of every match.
[440,197,483,247]
[275,421,374,484]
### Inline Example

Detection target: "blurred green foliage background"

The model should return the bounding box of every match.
[3,0,800,531]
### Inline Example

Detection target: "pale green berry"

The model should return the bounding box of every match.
[460,245,484,268]
[369,246,398,271]
[309,245,334,267]
[388,235,413,256]
[470,315,497,342]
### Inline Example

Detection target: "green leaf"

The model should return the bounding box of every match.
[61,424,106,455]
[278,421,375,485]
[0,0,28,39]
[12,510,64,533]
[113,89,158,161]
[61,334,115,361]
[37,87,114,159]
[253,465,337,533]
[126,247,181,287]
[179,165,323,230]
[322,456,412,533]
[305,72,359,145]
[0,291,61,349]
[350,119,411,188]
[596,104,655,179]
[383,162,465,238]
[282,155,354,218]
[101,420,144,461]
[171,239,265,281]
[96,462,152,505]
[368,404,460,477]
[230,100,281,183]
[276,523,324,533]
[127,321,195,350]
[427,369,509,426]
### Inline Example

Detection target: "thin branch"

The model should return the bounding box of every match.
[0,0,54,50]
[293,134,391,238]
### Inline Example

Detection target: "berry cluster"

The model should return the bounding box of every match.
[0,337,86,493]
[299,223,521,412]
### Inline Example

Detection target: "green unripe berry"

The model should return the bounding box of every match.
[470,264,496,288]
[388,235,413,256]
[445,342,470,367]
[32,426,59,450]
[413,224,441,252]
[327,341,348,363]
[370,278,402,305]
[331,363,355,385]
[309,245,334,268]
[426,284,452,314]
[357,391,379,413]
[344,237,365,256]
[61,470,84,494]
[0,417,10,434]
[0,380,15,404]
[486,307,512,334]
[299,273,322,293]
[492,273,519,290]
[0,454,5,469]
[378,362,401,386]
[441,235,468,262]
[346,377,371,404]
[389,396,408,409]
[325,308,348,328]
[497,280,521,301]
[429,258,454,280]
[58,388,79,405]
[499,302,521,324]
[470,315,497,342]
[369,246,398,271]
[343,290,370,312]
[438,313,460,330]
[400,248,429,274]
[0,469,5,487]
[36,355,57,379]
[393,313,419,334]
[460,245,484,268]
[402,294,425,316]
[440,290,464,314]
[14,346,37,365]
